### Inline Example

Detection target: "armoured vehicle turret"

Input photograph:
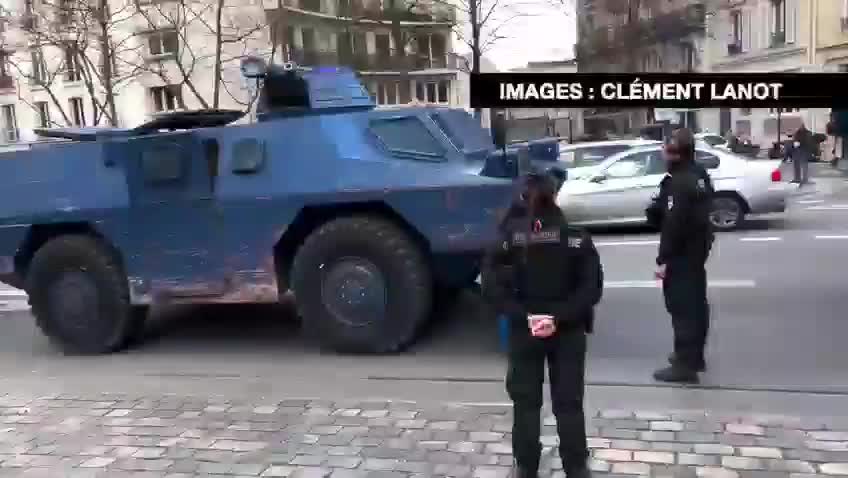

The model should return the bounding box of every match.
[0,58,543,354]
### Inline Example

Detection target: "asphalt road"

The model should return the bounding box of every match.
[1,166,847,419]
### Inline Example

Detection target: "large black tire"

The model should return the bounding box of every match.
[25,235,143,354]
[290,216,432,354]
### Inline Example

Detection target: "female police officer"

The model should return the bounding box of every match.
[482,171,603,478]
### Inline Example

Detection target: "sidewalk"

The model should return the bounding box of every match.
[1,393,847,477]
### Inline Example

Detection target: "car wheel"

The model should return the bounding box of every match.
[290,216,432,354]
[710,195,745,232]
[25,235,143,354]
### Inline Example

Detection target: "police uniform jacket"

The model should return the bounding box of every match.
[646,161,714,267]
[482,205,603,333]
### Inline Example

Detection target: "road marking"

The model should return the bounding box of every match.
[807,204,848,210]
[605,280,756,289]
[0,290,26,298]
[739,236,782,242]
[596,240,659,247]
[814,235,848,240]
[798,199,824,204]
[0,300,30,312]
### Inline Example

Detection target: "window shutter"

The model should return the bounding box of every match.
[743,10,752,52]
[787,0,797,44]
[760,1,770,49]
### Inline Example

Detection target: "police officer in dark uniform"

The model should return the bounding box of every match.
[482,170,603,478]
[646,129,715,384]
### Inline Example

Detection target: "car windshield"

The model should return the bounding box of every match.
[559,144,634,168]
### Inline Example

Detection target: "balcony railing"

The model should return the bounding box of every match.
[288,48,456,72]
[577,2,706,57]
[288,2,454,23]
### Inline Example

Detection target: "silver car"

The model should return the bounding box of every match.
[555,145,791,231]
[558,139,662,181]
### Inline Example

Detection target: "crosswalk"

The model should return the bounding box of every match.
[0,285,29,312]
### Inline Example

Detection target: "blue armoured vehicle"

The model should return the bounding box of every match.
[0,58,542,355]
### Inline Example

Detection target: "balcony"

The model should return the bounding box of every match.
[288,48,456,72]
[578,2,706,57]
[284,1,454,24]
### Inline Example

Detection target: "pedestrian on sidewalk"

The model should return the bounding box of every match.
[482,170,603,478]
[646,128,714,384]
[789,122,814,185]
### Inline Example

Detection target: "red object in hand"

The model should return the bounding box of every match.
[771,168,782,182]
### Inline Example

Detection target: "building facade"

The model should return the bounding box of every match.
[700,0,815,147]
[506,59,583,142]
[575,0,707,136]
[0,0,467,147]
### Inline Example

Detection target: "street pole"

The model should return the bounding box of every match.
[469,0,481,121]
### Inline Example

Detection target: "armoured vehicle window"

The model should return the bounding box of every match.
[695,150,720,169]
[429,110,491,154]
[231,138,266,174]
[142,146,185,184]
[369,116,446,160]
[430,113,464,150]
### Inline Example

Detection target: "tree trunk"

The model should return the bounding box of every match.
[212,0,225,109]
[97,0,118,125]
[470,0,481,119]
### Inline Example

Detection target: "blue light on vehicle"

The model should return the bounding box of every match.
[314,67,341,74]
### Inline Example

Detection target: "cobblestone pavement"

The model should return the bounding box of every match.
[1,393,847,477]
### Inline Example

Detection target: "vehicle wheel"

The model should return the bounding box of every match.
[709,195,745,232]
[290,216,432,354]
[25,235,142,354]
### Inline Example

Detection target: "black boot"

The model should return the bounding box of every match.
[653,365,699,384]
[512,465,539,478]
[565,466,592,478]
[667,352,706,372]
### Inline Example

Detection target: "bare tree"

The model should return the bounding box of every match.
[129,0,268,111]
[0,0,144,127]
[436,0,542,117]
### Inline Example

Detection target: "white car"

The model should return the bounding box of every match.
[694,133,731,151]
[558,139,662,181]
[556,145,790,231]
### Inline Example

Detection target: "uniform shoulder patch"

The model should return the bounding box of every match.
[567,236,583,248]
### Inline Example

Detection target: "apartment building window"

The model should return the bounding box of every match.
[150,84,182,112]
[64,46,81,82]
[839,64,848,72]
[148,29,179,57]
[34,101,50,128]
[842,0,848,30]
[22,0,38,29]
[300,0,320,12]
[729,10,743,54]
[31,49,48,85]
[0,51,9,78]
[376,82,399,105]
[1,105,18,143]
[69,97,85,126]
[415,80,450,104]
[415,34,447,69]
[771,0,786,46]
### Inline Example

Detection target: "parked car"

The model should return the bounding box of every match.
[694,133,730,150]
[558,138,720,181]
[556,145,790,231]
[558,139,662,181]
